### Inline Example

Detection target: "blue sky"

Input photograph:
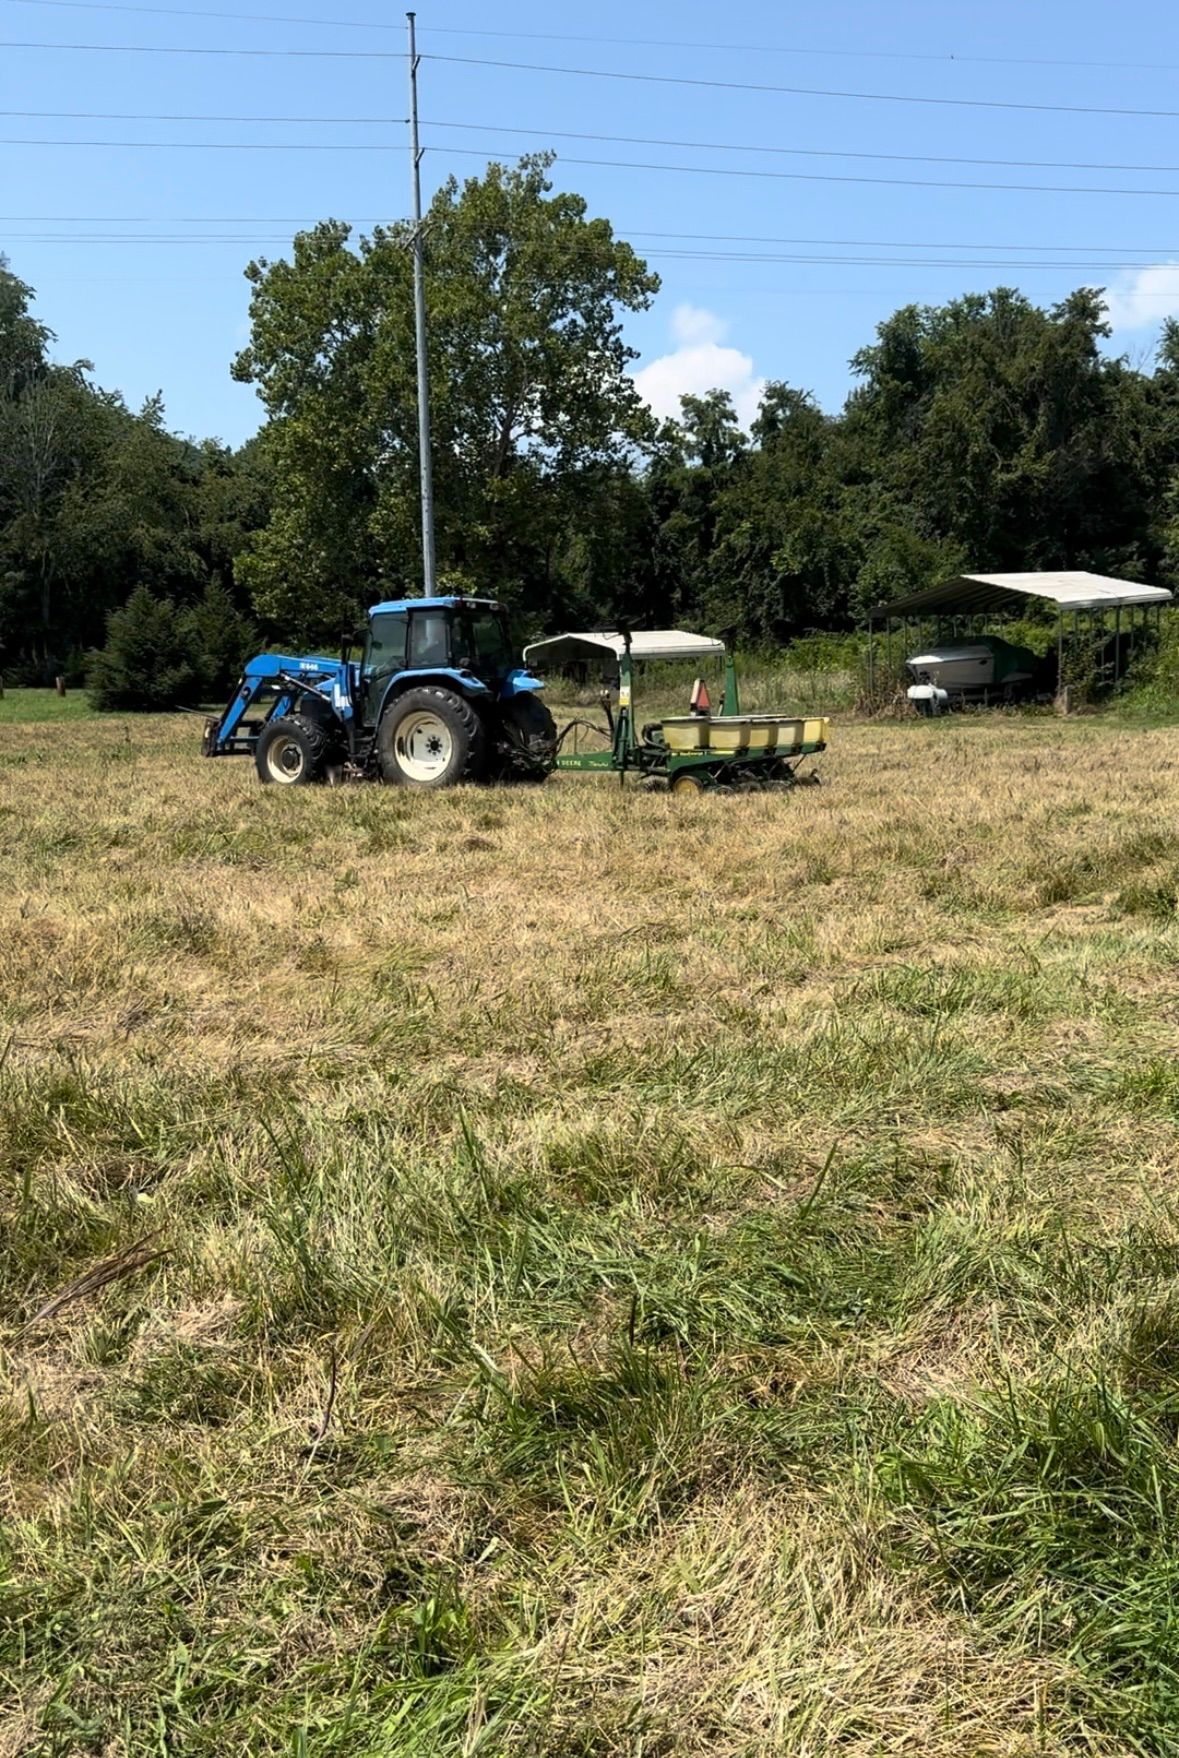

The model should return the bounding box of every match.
[5,0,1179,446]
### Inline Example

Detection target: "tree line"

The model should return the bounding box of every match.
[3,153,1179,702]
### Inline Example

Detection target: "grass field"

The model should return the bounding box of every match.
[6,693,1179,1755]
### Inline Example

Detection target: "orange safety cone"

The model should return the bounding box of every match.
[689,677,711,717]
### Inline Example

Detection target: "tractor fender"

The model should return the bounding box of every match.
[375,669,492,726]
[501,667,547,698]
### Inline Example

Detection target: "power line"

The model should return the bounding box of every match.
[2,136,396,146]
[4,235,1168,269]
[425,120,1179,179]
[0,212,394,219]
[10,35,1179,122]
[419,143,1179,201]
[7,0,1179,74]
[1,107,408,121]
[3,217,1173,255]
[3,0,387,29]
[634,230,1177,257]
[0,34,404,54]
[427,53,1179,122]
[12,108,1179,178]
[12,133,1179,199]
[28,280,1055,298]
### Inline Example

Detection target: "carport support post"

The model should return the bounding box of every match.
[1057,608,1064,697]
[1114,603,1122,684]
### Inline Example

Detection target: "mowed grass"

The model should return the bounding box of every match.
[6,702,1179,1754]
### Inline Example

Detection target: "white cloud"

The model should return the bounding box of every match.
[632,302,766,431]
[1103,262,1179,331]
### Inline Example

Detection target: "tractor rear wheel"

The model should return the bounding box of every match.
[255,714,327,786]
[378,687,487,788]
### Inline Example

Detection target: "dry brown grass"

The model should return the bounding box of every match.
[3,698,1179,1754]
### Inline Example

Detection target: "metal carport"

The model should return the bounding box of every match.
[865,571,1173,699]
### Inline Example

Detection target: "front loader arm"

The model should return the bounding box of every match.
[202,654,346,758]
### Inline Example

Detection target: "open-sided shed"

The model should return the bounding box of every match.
[865,571,1173,697]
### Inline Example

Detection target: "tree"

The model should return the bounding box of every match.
[185,578,257,698]
[677,390,745,470]
[87,585,201,710]
[232,154,660,640]
[844,288,1159,583]
[0,260,51,399]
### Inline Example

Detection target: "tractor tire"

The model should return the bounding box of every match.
[377,687,487,789]
[255,714,328,786]
[496,691,557,781]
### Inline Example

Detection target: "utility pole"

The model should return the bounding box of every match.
[406,11,437,595]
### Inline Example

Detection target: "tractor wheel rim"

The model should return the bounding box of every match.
[396,710,454,781]
[266,735,305,782]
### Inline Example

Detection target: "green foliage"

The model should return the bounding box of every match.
[0,261,270,685]
[233,155,659,641]
[87,585,201,710]
[184,579,258,699]
[1000,611,1060,659]
[1122,610,1179,712]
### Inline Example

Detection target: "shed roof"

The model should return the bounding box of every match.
[523,629,726,667]
[873,571,1173,620]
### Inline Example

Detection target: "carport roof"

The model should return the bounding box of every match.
[872,571,1173,619]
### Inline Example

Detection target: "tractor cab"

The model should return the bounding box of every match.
[359,597,521,728]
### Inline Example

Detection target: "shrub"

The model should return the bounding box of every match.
[183,579,257,700]
[1122,610,1179,713]
[87,585,201,711]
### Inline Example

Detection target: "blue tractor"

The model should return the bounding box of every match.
[202,596,557,788]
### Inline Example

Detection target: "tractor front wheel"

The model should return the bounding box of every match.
[255,714,327,786]
[378,687,487,788]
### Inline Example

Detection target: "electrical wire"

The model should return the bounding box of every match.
[2,136,395,146]
[9,34,1179,123]
[422,120,1179,178]
[630,231,1178,255]
[0,106,408,121]
[6,0,1179,75]
[426,53,1179,122]
[3,218,1173,255]
[12,108,1179,178]
[11,133,1179,200]
[4,236,1170,270]
[419,143,1179,201]
[0,34,404,54]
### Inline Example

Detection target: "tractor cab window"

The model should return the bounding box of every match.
[362,610,408,722]
[408,610,452,670]
[456,608,514,680]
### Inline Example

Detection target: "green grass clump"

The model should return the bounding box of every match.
[880,1360,1179,1746]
